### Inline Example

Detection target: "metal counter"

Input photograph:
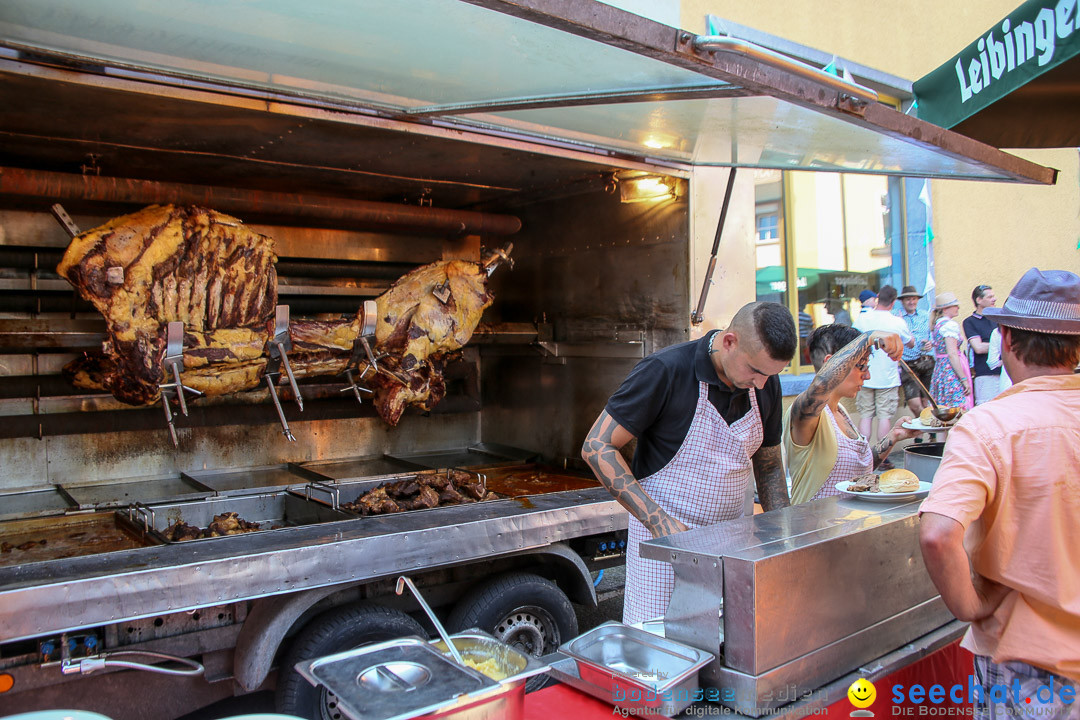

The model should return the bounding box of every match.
[641,496,952,716]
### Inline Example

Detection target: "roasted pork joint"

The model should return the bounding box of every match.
[57,204,277,405]
[58,204,509,426]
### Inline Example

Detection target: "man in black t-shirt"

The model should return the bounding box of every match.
[963,285,1002,405]
[581,302,796,623]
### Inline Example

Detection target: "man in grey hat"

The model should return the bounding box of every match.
[894,285,934,420]
[920,268,1080,716]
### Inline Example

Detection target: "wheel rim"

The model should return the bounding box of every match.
[490,605,560,657]
[319,687,345,720]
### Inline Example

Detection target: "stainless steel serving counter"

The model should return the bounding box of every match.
[641,496,952,716]
[0,487,625,643]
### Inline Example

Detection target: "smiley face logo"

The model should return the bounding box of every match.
[848,678,877,708]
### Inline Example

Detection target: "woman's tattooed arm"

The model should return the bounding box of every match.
[751,443,790,511]
[790,332,875,424]
[581,410,688,538]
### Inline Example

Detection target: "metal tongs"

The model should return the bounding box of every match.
[265,305,303,441]
[395,575,466,666]
[159,321,204,447]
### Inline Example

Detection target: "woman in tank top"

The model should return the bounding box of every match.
[783,324,921,504]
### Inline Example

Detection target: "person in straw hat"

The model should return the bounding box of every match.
[895,285,935,420]
[927,291,972,410]
[920,268,1080,715]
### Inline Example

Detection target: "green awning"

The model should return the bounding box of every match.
[913,0,1080,148]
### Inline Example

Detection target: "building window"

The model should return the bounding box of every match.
[755,170,902,373]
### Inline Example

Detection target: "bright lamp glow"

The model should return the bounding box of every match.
[619,175,675,203]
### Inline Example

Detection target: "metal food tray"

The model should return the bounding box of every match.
[0,512,159,567]
[181,464,326,497]
[118,491,353,544]
[555,621,714,717]
[295,468,497,517]
[61,474,214,510]
[296,455,427,483]
[386,443,536,470]
[0,486,76,521]
[295,636,501,720]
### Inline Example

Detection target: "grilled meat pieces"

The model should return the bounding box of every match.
[341,470,495,515]
[847,473,880,493]
[163,512,262,541]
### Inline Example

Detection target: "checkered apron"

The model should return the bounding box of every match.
[811,405,873,501]
[622,381,764,625]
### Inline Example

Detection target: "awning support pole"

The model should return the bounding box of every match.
[691,167,736,326]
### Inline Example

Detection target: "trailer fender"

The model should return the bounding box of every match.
[510,542,597,607]
[233,585,347,692]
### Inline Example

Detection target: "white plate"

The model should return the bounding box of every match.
[835,480,932,502]
[902,420,952,432]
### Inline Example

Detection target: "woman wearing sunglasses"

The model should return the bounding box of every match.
[783,325,921,504]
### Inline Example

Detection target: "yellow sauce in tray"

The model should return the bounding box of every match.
[462,656,506,681]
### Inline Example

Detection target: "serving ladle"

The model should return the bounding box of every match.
[395,575,466,665]
[896,357,960,423]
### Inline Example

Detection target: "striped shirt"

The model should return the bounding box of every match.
[897,308,931,361]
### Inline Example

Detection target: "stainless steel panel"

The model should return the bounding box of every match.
[0,486,75,520]
[705,599,955,717]
[297,455,426,482]
[61,475,213,509]
[0,487,623,642]
[387,447,515,470]
[183,465,322,497]
[3,412,479,488]
[721,503,936,675]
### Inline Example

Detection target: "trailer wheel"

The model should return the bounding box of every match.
[275,603,425,720]
[447,572,577,691]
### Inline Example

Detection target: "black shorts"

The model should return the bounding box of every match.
[900,356,934,400]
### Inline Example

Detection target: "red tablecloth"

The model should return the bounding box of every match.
[525,640,974,719]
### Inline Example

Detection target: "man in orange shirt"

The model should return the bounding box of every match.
[920,268,1080,718]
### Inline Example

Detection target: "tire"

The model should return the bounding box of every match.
[275,603,426,720]
[446,571,578,692]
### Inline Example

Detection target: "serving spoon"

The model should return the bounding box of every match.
[396,575,466,665]
[896,357,960,423]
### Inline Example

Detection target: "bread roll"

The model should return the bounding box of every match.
[919,407,934,424]
[879,468,920,493]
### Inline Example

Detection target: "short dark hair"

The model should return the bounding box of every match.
[744,301,797,361]
[1004,326,1080,368]
[807,324,861,371]
[877,285,898,306]
[972,285,992,306]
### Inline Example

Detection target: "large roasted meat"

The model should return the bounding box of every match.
[365,259,493,425]
[57,205,277,405]
[59,204,504,425]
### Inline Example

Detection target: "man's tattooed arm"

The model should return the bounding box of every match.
[790,332,875,424]
[752,443,790,511]
[581,410,688,538]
